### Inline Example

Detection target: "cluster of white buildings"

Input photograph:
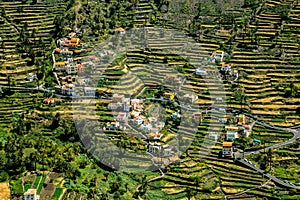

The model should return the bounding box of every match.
[222,114,253,142]
[106,93,182,163]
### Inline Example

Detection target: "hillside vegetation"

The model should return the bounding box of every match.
[0,0,299,199]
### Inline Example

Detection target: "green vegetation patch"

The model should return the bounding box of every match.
[51,187,64,200]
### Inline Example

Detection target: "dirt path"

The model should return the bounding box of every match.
[74,0,81,29]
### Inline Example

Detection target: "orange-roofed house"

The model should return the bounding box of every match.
[193,112,202,122]
[43,98,55,104]
[221,63,231,72]
[115,27,125,34]
[77,64,84,73]
[64,38,80,47]
[222,142,233,158]
[108,103,119,110]
[55,48,61,53]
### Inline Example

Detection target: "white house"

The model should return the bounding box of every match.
[66,63,78,74]
[195,68,207,76]
[61,84,75,96]
[211,50,226,62]
[84,87,96,96]
[172,112,181,119]
[27,73,37,82]
[24,189,39,200]
[208,132,219,141]
[183,93,198,103]
[226,131,238,141]
[148,142,161,153]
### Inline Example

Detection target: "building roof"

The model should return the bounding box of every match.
[148,132,156,138]
[71,38,79,42]
[77,64,84,69]
[115,27,125,31]
[24,189,37,195]
[225,126,239,130]
[55,61,66,65]
[108,103,119,107]
[164,92,174,95]
[244,124,251,129]
[43,98,54,103]
[222,142,233,147]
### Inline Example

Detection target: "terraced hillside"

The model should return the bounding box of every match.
[0,0,300,199]
[0,0,67,86]
[228,0,300,126]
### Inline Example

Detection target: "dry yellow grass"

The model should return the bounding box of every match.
[161,133,176,143]
[251,96,281,103]
[273,157,298,161]
[222,186,243,194]
[183,159,198,168]
[251,110,280,115]
[0,182,10,200]
[251,105,298,109]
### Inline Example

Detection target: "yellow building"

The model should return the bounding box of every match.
[54,61,67,71]
[164,92,175,100]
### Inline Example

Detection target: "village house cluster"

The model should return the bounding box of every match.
[211,50,229,63]
[221,114,254,158]
[53,31,93,96]
[195,50,238,80]
[106,91,193,166]
[220,63,239,79]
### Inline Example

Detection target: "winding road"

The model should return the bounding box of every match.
[232,113,300,189]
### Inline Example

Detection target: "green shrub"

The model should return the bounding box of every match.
[10,179,23,196]
[0,171,8,182]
